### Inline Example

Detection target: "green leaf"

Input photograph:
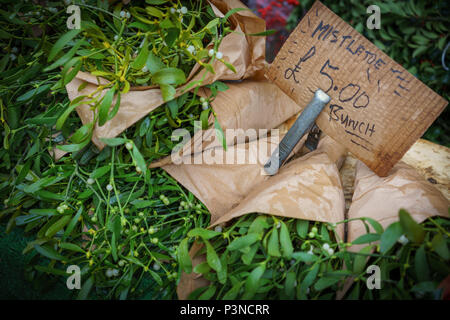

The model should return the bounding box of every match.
[17,84,51,103]
[198,286,216,300]
[214,117,227,151]
[223,61,236,73]
[193,262,210,274]
[200,109,209,130]
[45,215,72,238]
[34,244,65,261]
[224,8,250,21]
[411,281,438,293]
[241,243,258,265]
[296,220,309,238]
[222,281,244,300]
[279,222,293,258]
[353,245,374,274]
[217,254,227,285]
[152,68,186,85]
[285,271,296,298]
[178,238,192,274]
[100,137,128,147]
[131,38,149,70]
[415,245,430,281]
[16,160,32,185]
[56,103,80,131]
[399,209,425,243]
[352,233,381,245]
[167,99,178,118]
[146,0,169,4]
[431,233,449,260]
[132,144,148,177]
[292,252,318,263]
[48,29,81,62]
[146,52,165,74]
[248,215,269,235]
[302,263,319,290]
[227,233,260,251]
[77,276,94,300]
[98,87,116,127]
[29,209,59,216]
[160,84,176,102]
[380,221,402,253]
[244,264,265,298]
[267,228,281,257]
[364,217,384,234]
[70,122,93,144]
[148,269,163,286]
[247,29,277,36]
[164,28,180,47]
[108,215,122,240]
[59,242,84,253]
[44,39,84,72]
[203,18,220,31]
[145,6,163,18]
[314,277,341,291]
[107,92,121,121]
[412,46,429,58]
[188,228,221,240]
[56,138,90,153]
[205,240,222,273]
[321,224,330,242]
[90,165,111,179]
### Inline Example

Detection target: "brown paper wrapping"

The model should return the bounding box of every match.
[210,135,347,232]
[65,0,266,150]
[347,160,450,249]
[174,135,348,299]
[149,79,303,168]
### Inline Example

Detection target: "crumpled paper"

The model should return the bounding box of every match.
[149,79,303,168]
[174,135,348,299]
[347,160,449,248]
[65,0,266,149]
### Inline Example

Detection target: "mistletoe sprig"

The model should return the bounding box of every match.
[178,210,450,300]
[47,0,236,153]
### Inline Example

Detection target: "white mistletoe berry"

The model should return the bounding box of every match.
[398,235,409,245]
[187,45,195,54]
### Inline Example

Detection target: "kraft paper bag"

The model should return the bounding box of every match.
[210,135,347,237]
[65,0,266,150]
[163,133,298,223]
[149,79,303,168]
[175,135,348,299]
[163,134,347,233]
[347,160,450,249]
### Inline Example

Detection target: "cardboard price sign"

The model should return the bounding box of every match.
[267,1,447,176]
